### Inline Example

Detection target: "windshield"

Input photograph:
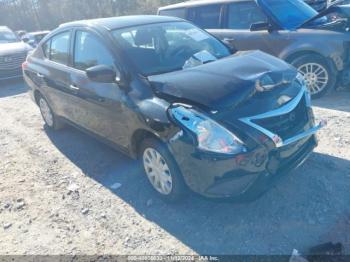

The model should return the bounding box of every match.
[259,0,319,29]
[112,22,231,76]
[0,30,19,44]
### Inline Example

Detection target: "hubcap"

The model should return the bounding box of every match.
[143,148,173,195]
[298,63,329,95]
[39,98,53,127]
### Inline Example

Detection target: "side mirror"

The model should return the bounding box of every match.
[250,22,271,32]
[86,65,118,83]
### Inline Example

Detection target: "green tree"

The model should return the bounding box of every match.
[0,0,185,31]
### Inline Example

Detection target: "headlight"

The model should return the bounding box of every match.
[255,74,275,92]
[169,106,246,155]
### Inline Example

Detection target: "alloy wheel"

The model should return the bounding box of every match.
[39,98,54,127]
[298,63,329,95]
[142,148,173,195]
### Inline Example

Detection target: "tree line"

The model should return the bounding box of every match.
[0,0,184,32]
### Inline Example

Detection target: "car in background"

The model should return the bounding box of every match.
[304,0,328,11]
[0,26,32,80]
[159,0,350,98]
[23,16,323,201]
[22,31,50,48]
[16,30,27,39]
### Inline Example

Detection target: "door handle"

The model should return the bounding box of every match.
[223,37,235,42]
[69,84,80,91]
[36,73,44,78]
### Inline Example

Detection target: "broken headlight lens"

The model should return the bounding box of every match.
[169,106,247,155]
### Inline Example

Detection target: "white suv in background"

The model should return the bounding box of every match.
[0,26,32,80]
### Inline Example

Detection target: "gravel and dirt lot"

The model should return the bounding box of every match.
[0,80,349,256]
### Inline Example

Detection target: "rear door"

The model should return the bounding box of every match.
[68,29,129,148]
[37,30,77,120]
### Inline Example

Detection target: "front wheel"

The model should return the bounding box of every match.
[290,54,336,99]
[140,138,187,202]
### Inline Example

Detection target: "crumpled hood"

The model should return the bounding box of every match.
[148,50,297,111]
[0,42,31,56]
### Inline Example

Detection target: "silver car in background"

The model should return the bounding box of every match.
[0,26,32,80]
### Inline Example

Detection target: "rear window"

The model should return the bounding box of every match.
[189,4,222,29]
[159,8,187,19]
[43,31,70,65]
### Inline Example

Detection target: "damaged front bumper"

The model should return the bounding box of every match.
[167,87,325,199]
[169,130,318,199]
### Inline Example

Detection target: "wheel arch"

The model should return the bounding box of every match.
[284,50,337,73]
[33,89,42,105]
[130,129,163,159]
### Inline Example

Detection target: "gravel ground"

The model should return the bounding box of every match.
[0,79,349,256]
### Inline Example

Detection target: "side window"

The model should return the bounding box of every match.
[159,8,187,19]
[74,31,114,71]
[189,5,222,29]
[227,2,267,29]
[50,31,70,65]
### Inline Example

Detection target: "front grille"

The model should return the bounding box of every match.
[252,96,309,140]
[0,67,22,79]
[0,52,26,70]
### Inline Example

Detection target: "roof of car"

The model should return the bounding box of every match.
[28,31,50,36]
[60,15,184,31]
[159,0,250,11]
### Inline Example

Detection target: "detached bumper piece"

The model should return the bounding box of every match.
[205,136,317,200]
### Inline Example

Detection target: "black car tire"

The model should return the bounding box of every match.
[38,95,65,130]
[140,138,187,202]
[290,54,336,99]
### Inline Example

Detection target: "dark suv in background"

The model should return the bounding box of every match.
[159,0,350,98]
[0,26,32,80]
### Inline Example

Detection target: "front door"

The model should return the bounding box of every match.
[68,30,129,148]
[208,1,290,58]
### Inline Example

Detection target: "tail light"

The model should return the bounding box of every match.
[22,61,28,70]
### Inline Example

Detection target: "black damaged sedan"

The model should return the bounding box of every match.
[23,16,325,201]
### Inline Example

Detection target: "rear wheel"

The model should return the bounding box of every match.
[38,95,64,130]
[140,138,187,202]
[290,54,336,99]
